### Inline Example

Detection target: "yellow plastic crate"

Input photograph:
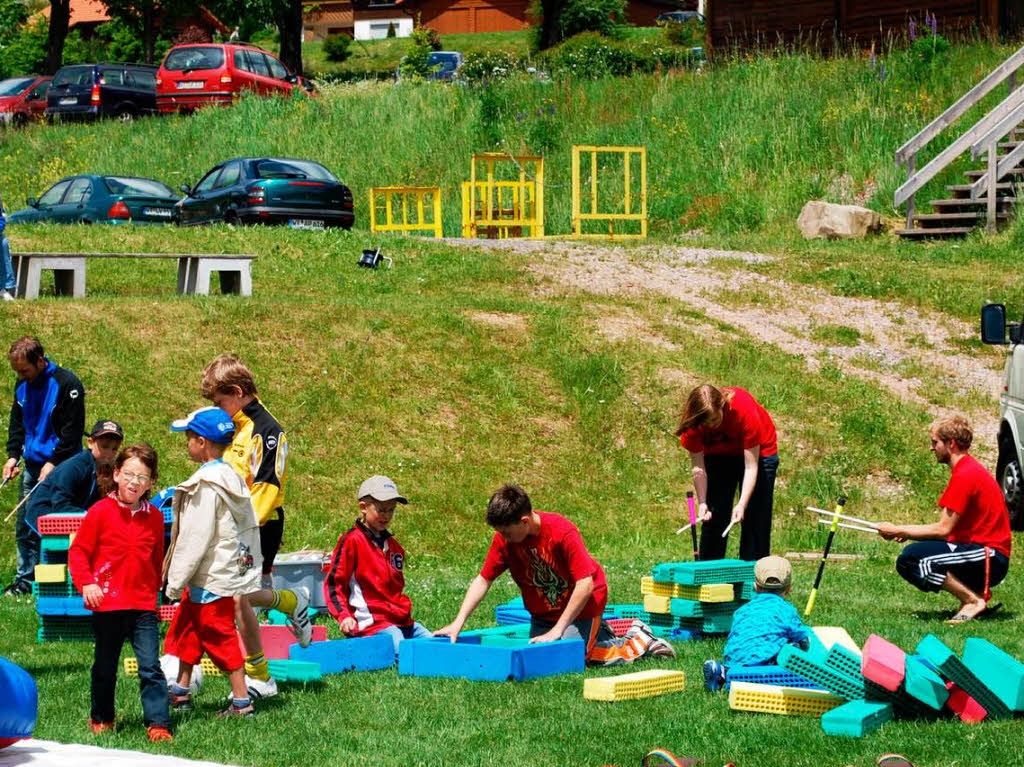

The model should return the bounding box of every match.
[124,657,223,677]
[728,681,844,717]
[812,626,861,656]
[640,577,735,603]
[584,669,686,702]
[643,594,672,614]
[34,564,67,583]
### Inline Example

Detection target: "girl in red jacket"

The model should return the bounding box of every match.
[68,444,172,742]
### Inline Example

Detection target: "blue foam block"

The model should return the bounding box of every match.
[398,637,584,681]
[288,634,394,674]
[725,664,821,690]
[35,596,89,616]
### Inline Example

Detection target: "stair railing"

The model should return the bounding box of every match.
[894,44,1024,230]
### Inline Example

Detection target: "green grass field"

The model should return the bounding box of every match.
[0,38,1022,767]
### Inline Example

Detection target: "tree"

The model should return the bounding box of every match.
[271,0,303,75]
[103,0,191,64]
[532,0,627,50]
[44,0,71,74]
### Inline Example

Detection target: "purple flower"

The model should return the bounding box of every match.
[547,102,555,115]
[909,18,917,41]
[929,13,938,36]
[869,48,876,69]
[878,62,887,82]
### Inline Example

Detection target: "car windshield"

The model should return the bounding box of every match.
[252,159,336,181]
[52,66,93,87]
[103,177,176,198]
[163,46,225,72]
[427,53,459,72]
[0,78,34,97]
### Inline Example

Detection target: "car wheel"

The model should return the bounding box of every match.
[116,107,135,122]
[12,113,27,129]
[1000,457,1024,530]
[224,210,239,227]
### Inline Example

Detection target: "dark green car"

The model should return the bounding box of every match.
[8,175,179,225]
[176,157,354,229]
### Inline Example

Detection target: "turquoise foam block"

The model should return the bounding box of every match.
[903,655,949,711]
[725,664,821,690]
[289,633,394,674]
[915,634,1011,719]
[461,624,531,639]
[778,644,865,701]
[398,637,584,681]
[651,559,755,586]
[603,604,647,619]
[821,700,893,737]
[40,536,70,552]
[669,598,742,618]
[962,637,1024,712]
[481,636,530,647]
[267,659,321,682]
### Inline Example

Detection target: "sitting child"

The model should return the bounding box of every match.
[703,555,810,691]
[324,475,430,658]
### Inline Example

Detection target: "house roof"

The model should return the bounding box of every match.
[39,1,230,34]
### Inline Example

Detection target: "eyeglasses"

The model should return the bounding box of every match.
[120,472,151,484]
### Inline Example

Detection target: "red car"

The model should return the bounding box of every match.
[155,43,313,114]
[0,76,52,128]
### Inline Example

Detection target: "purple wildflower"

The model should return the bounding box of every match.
[929,13,938,36]
[547,102,555,115]
[869,48,876,69]
[909,18,917,41]
[878,62,887,83]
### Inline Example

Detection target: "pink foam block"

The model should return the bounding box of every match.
[238,624,329,660]
[861,634,906,692]
[945,681,987,723]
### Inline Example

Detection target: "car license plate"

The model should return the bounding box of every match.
[289,219,325,230]
[59,97,77,105]
[177,81,204,90]
[143,208,173,218]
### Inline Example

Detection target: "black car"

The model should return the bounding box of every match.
[177,157,354,230]
[46,63,158,122]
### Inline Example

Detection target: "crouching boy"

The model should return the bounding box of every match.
[434,484,675,665]
[163,407,263,717]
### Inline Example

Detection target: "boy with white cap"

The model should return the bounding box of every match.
[703,554,810,691]
[323,475,430,657]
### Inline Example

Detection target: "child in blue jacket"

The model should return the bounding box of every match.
[0,190,15,300]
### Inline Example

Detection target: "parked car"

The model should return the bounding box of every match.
[396,51,464,82]
[7,175,180,225]
[45,63,158,122]
[176,157,354,229]
[156,43,314,114]
[0,76,52,128]
[655,10,704,23]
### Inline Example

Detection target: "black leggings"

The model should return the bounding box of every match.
[699,453,779,561]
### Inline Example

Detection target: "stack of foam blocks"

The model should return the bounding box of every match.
[727,627,1024,737]
[641,559,756,639]
[33,507,175,642]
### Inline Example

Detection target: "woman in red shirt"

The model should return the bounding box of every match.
[676,384,779,561]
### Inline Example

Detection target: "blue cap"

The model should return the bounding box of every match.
[170,407,235,444]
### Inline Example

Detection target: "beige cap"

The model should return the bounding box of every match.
[357,475,408,504]
[754,555,792,591]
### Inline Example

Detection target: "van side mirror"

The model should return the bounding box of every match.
[981,303,1009,344]
[179,184,191,196]
[26,197,37,208]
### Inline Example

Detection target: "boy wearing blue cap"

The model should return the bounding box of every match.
[162,407,263,717]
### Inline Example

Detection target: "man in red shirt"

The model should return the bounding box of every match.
[434,484,675,665]
[876,416,1011,624]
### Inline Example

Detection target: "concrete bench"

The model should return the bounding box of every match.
[10,252,256,299]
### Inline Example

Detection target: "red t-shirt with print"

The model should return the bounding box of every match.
[939,453,1011,558]
[480,511,608,623]
[679,387,778,457]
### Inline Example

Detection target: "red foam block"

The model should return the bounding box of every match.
[945,681,987,723]
[861,634,906,692]
[605,618,633,637]
[239,624,328,660]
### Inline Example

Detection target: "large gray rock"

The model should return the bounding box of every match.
[797,201,882,239]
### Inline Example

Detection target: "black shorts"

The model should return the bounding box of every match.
[896,541,1009,595]
[260,510,284,575]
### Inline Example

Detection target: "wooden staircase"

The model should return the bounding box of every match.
[895,46,1024,240]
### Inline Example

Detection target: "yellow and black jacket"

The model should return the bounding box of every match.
[225,398,288,526]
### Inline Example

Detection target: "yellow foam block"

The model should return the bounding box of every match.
[584,669,686,702]
[124,657,223,677]
[640,577,735,603]
[643,594,672,614]
[812,626,860,656]
[34,564,67,583]
[728,681,844,717]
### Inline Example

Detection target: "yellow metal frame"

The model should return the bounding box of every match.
[571,145,647,239]
[369,186,443,238]
[461,153,544,238]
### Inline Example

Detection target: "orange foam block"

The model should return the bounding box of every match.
[238,624,328,660]
[861,634,905,692]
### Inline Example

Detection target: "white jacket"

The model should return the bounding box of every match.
[164,460,263,600]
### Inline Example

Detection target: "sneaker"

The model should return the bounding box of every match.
[217,702,255,717]
[147,725,173,742]
[645,636,677,659]
[625,618,656,643]
[288,587,312,648]
[2,581,31,597]
[89,720,115,734]
[1,290,14,302]
[244,674,277,699]
[703,659,726,692]
[169,691,192,711]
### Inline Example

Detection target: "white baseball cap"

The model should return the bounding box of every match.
[357,475,407,504]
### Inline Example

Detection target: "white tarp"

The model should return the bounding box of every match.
[0,739,242,767]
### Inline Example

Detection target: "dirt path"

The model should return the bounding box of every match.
[457,239,1005,457]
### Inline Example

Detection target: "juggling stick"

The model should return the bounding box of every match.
[3,483,38,524]
[807,507,879,528]
[817,520,877,534]
[721,519,736,538]
[686,491,699,561]
[804,496,847,617]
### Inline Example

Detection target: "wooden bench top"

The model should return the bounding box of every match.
[12,252,257,260]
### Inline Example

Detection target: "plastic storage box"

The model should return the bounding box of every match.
[271,551,328,609]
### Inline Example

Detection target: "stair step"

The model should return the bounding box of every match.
[896,227,974,238]
[965,168,1024,179]
[916,211,1011,221]
[929,198,1016,209]
[946,183,1015,197]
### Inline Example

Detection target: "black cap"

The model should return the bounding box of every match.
[87,420,124,440]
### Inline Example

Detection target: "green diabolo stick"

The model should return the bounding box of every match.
[804,496,846,617]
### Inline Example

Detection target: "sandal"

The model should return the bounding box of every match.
[980,601,1003,619]
[877,756,915,767]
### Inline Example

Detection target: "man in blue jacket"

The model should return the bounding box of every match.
[0,191,16,300]
[3,337,86,595]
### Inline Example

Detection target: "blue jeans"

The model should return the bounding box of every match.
[92,610,169,727]
[0,236,15,291]
[14,460,41,586]
[378,621,431,659]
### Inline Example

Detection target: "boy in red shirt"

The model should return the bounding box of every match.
[876,416,1011,624]
[68,444,172,741]
[324,475,429,658]
[434,484,675,665]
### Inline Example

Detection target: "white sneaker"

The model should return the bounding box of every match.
[243,674,278,699]
[625,618,656,643]
[1,291,14,302]
[645,636,677,659]
[288,587,312,648]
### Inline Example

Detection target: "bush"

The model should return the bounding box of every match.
[558,0,627,40]
[661,17,704,48]
[423,26,443,51]
[323,33,352,63]
[0,17,45,78]
[538,31,696,78]
[399,26,437,79]
[908,32,949,65]
[460,51,523,82]
[386,22,396,38]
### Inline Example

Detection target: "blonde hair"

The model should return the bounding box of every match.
[201,354,258,399]
[675,384,731,437]
[931,416,973,451]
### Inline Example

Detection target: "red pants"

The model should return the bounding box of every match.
[164,595,244,673]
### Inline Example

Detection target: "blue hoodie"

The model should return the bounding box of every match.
[7,358,86,466]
